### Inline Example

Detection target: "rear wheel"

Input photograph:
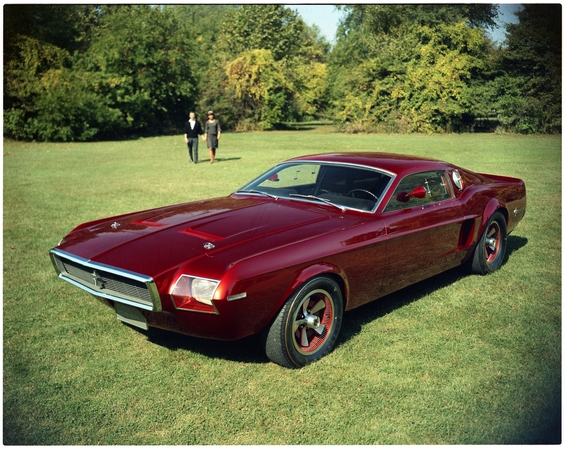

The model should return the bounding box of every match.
[471,212,507,274]
[264,277,343,368]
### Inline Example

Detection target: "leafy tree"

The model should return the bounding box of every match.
[399,23,488,132]
[209,5,329,130]
[81,5,197,136]
[225,49,295,130]
[166,5,235,114]
[337,4,498,36]
[4,35,121,141]
[329,4,497,132]
[216,5,304,62]
[141,5,239,130]
[4,5,198,141]
[494,4,562,133]
[4,5,100,63]
[4,4,329,139]
[3,5,109,140]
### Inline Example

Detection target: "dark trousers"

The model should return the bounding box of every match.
[187,138,199,163]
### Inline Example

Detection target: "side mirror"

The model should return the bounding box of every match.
[396,186,427,203]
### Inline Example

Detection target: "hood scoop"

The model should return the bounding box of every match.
[131,219,167,228]
[178,227,223,242]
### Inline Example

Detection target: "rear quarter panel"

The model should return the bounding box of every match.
[446,168,526,261]
[476,173,527,234]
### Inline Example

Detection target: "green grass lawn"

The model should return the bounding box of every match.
[3,128,561,444]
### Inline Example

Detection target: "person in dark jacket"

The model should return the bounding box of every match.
[184,111,204,164]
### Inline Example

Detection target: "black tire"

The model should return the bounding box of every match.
[264,276,343,368]
[471,212,507,275]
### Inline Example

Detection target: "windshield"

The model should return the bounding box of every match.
[236,162,393,212]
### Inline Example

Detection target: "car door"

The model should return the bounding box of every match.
[380,170,464,296]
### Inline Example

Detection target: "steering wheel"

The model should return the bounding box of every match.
[424,178,447,200]
[347,189,379,201]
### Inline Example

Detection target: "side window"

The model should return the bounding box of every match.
[384,170,452,212]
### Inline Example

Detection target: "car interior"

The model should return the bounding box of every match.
[383,170,451,212]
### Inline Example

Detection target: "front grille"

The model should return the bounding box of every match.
[50,249,161,311]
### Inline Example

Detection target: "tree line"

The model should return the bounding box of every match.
[3,4,561,141]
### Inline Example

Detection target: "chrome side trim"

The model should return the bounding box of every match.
[50,248,162,312]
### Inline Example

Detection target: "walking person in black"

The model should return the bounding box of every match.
[184,111,204,164]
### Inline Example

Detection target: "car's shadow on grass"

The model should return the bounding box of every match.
[337,268,466,347]
[142,235,528,366]
[503,234,528,265]
[144,327,268,364]
[337,235,528,346]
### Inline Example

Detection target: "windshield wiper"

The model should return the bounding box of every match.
[238,189,279,200]
[289,194,346,212]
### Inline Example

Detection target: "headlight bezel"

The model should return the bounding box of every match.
[170,274,220,315]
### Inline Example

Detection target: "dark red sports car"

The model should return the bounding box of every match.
[50,152,526,368]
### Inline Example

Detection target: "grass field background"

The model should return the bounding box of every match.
[3,126,561,444]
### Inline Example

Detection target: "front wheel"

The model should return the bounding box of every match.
[471,212,507,275]
[264,277,343,368]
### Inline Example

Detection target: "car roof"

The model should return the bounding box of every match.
[286,152,450,176]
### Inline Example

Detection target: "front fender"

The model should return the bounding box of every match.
[213,262,348,339]
[286,262,349,307]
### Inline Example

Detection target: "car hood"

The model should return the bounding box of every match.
[59,196,336,277]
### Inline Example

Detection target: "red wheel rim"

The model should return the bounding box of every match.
[484,221,501,263]
[292,289,334,355]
